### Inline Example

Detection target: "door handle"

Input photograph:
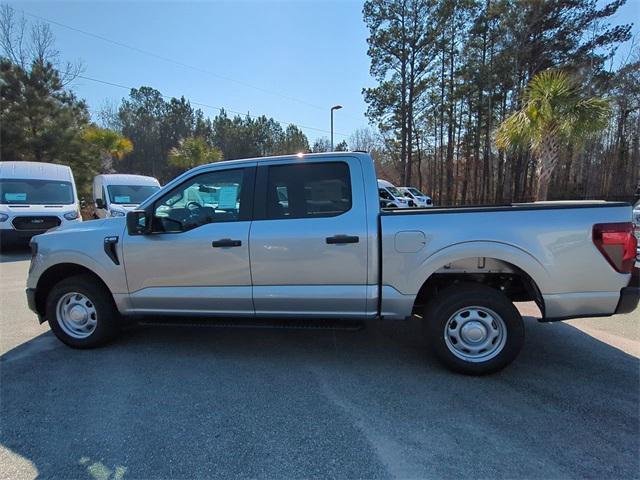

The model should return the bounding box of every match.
[326,235,359,244]
[211,238,242,248]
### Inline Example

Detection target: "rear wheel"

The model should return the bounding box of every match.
[424,283,524,375]
[46,274,120,348]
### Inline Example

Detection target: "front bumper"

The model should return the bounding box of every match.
[26,288,37,313]
[26,288,45,323]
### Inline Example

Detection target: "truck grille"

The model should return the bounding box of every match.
[12,216,61,231]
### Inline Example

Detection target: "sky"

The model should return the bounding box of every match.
[6,0,640,145]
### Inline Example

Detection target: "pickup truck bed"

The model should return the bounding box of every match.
[380,202,634,321]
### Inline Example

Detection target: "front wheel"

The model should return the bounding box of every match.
[46,274,120,348]
[424,283,524,375]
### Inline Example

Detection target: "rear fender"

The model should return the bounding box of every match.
[404,241,551,296]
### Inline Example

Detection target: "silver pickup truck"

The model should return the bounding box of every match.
[26,153,638,374]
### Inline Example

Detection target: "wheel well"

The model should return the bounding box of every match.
[35,263,111,316]
[412,257,544,316]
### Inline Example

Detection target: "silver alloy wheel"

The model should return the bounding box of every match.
[56,292,98,339]
[443,306,507,363]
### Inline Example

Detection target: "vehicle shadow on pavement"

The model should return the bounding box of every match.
[1,317,638,479]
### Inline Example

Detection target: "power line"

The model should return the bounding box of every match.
[20,8,363,123]
[75,74,349,138]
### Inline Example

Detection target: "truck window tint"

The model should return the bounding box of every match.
[153,169,244,232]
[0,179,73,205]
[266,162,351,219]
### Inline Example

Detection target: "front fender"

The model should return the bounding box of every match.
[29,247,127,295]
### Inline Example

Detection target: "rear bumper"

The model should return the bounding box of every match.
[541,268,638,321]
[615,268,639,314]
[614,286,639,314]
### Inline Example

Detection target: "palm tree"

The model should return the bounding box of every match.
[495,69,610,201]
[82,126,133,172]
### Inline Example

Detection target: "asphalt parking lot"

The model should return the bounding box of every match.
[1,249,639,480]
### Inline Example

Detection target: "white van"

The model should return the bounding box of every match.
[377,179,410,208]
[398,186,433,207]
[93,174,160,218]
[0,161,81,245]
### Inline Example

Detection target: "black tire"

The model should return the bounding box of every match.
[424,283,524,375]
[46,274,120,348]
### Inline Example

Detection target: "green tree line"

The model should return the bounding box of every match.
[104,86,310,183]
[2,2,637,205]
[363,0,638,203]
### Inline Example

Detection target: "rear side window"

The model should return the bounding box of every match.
[265,162,351,220]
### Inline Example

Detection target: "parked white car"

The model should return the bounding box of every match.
[378,179,410,208]
[0,161,81,246]
[399,186,433,207]
[93,174,160,219]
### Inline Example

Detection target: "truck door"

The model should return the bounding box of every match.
[122,165,256,316]
[249,157,369,317]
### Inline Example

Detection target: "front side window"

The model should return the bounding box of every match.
[153,168,245,232]
[0,179,74,205]
[265,162,351,220]
[108,185,160,205]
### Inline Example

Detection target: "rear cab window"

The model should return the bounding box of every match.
[264,162,352,220]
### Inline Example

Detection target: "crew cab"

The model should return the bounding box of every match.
[26,153,638,374]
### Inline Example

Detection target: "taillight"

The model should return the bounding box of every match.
[593,222,637,273]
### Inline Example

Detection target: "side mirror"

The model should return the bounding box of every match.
[95,198,105,209]
[126,210,151,235]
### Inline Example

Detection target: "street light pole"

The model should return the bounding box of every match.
[330,104,343,150]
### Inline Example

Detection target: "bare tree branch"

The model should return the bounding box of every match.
[0,4,83,82]
[0,4,28,67]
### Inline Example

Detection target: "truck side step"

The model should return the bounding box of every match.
[137,317,364,331]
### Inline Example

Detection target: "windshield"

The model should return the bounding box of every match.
[408,187,425,197]
[0,179,74,205]
[386,186,402,197]
[108,185,160,205]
